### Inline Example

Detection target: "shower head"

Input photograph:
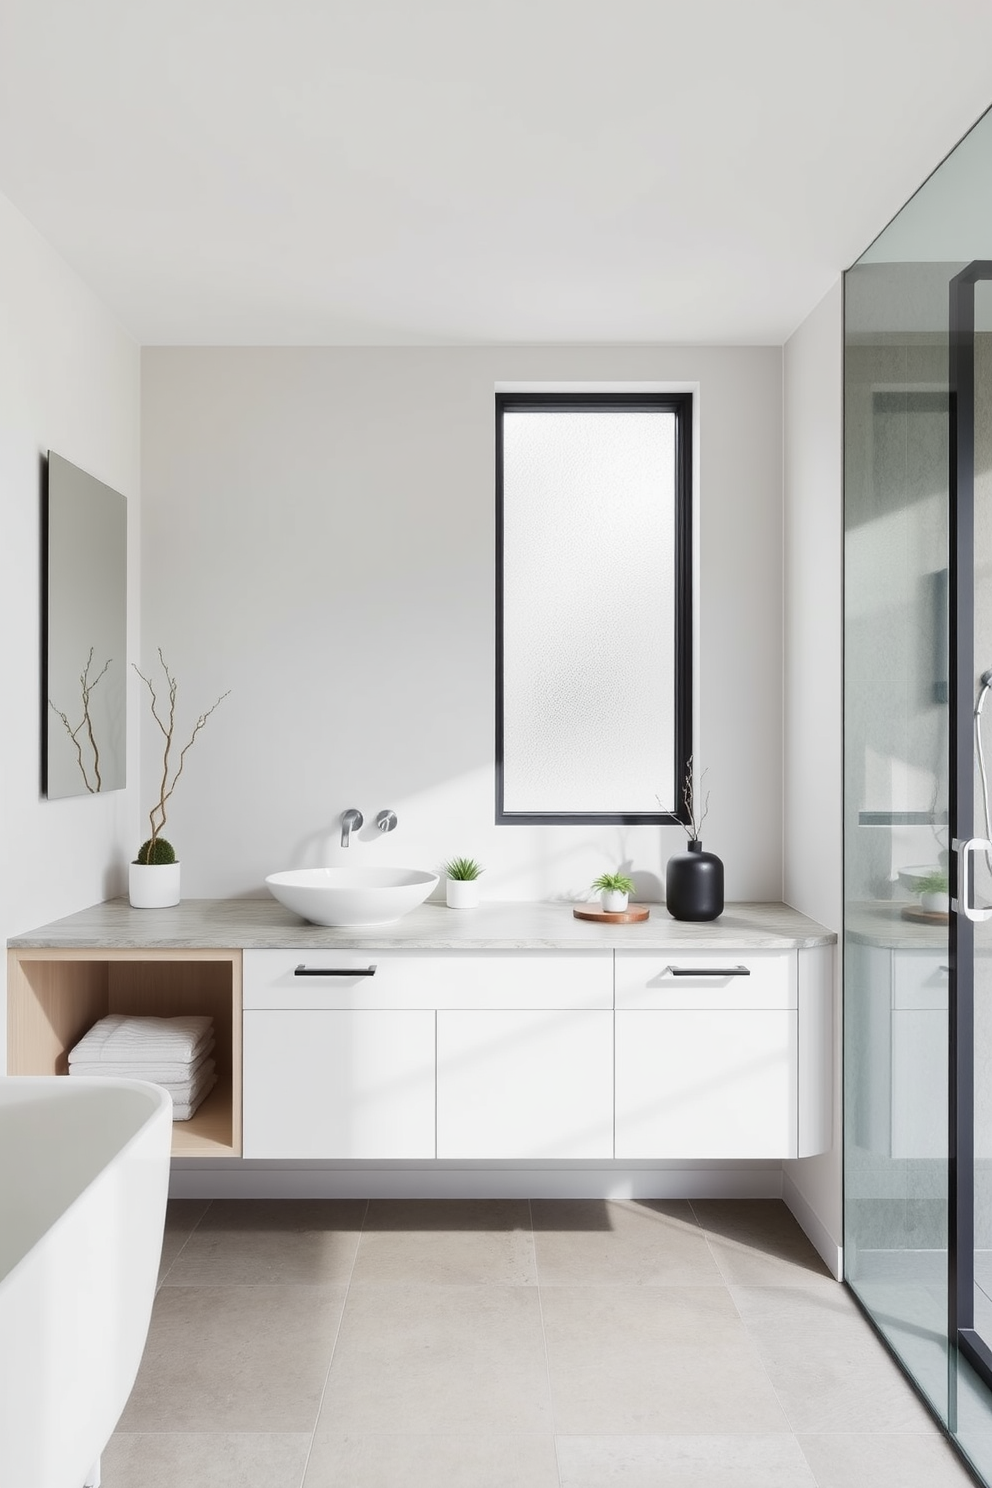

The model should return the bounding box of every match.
[982,669,992,689]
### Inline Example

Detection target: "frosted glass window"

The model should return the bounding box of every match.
[496,393,692,822]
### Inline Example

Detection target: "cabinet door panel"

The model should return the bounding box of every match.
[243,1010,435,1158]
[615,1010,797,1158]
[436,1010,613,1159]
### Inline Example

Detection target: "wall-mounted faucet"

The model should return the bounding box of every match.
[340,808,363,847]
[376,809,397,834]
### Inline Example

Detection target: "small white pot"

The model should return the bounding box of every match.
[129,861,181,909]
[446,878,480,909]
[601,889,629,913]
[921,890,949,914]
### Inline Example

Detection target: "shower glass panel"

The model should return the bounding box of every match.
[844,259,952,1423]
[845,102,992,1482]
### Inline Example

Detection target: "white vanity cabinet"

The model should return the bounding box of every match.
[242,948,614,1160]
[242,950,436,1159]
[614,946,832,1160]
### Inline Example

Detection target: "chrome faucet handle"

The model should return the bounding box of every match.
[375,810,397,833]
[340,808,364,847]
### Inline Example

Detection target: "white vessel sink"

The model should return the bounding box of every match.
[265,867,438,927]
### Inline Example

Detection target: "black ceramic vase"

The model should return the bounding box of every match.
[665,839,724,921]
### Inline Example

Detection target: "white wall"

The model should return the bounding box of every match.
[140,345,783,902]
[782,281,844,1274]
[0,190,141,1064]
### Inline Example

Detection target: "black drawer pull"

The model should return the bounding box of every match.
[663,965,750,977]
[294,964,377,977]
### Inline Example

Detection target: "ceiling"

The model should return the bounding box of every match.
[2,1,992,346]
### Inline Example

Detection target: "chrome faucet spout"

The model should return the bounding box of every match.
[340,808,363,847]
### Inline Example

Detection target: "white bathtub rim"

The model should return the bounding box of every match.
[0,1076,172,1293]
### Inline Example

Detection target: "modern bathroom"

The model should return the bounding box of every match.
[5,8,992,1488]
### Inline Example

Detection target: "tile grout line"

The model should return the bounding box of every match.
[529,1197,565,1488]
[157,1196,214,1289]
[297,1196,370,1488]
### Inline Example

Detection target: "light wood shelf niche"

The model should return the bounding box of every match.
[6,947,242,1158]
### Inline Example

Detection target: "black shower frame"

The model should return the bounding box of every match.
[494,390,693,826]
[949,261,992,1397]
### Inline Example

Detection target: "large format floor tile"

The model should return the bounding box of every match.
[163,1198,366,1285]
[691,1199,835,1286]
[101,1432,311,1488]
[556,1434,818,1487]
[352,1198,537,1285]
[118,1284,347,1432]
[732,1285,939,1433]
[317,1283,553,1434]
[531,1199,722,1287]
[102,1197,991,1488]
[304,1432,560,1488]
[797,1432,976,1487]
[541,1284,790,1434]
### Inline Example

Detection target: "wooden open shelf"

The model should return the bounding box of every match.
[6,947,242,1158]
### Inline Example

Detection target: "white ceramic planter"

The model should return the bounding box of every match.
[129,861,181,909]
[921,890,949,914]
[446,878,480,909]
[602,889,629,913]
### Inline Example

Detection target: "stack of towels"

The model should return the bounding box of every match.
[68,1013,217,1120]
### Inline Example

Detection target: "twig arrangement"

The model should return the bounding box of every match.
[49,647,111,792]
[659,755,710,841]
[681,755,710,842]
[132,649,230,860]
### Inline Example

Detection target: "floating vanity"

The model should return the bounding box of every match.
[7,899,835,1165]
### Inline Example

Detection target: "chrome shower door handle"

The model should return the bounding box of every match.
[952,838,992,922]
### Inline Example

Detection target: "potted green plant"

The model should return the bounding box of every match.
[592,871,636,913]
[915,868,949,915]
[443,856,484,909]
[129,651,229,909]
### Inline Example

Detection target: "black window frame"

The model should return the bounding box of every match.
[495,390,693,826]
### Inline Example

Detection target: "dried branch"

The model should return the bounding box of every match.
[132,650,229,852]
[49,647,112,792]
[679,755,710,842]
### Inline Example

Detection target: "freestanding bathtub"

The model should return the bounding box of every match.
[0,1076,171,1488]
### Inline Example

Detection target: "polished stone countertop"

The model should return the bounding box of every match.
[846,901,949,950]
[8,898,835,952]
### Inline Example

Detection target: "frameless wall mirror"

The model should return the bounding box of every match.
[45,451,127,798]
[495,391,692,824]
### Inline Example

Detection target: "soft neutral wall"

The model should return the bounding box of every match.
[0,189,140,1062]
[782,280,844,1270]
[140,345,782,902]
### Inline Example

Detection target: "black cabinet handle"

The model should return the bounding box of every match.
[663,965,750,977]
[294,964,377,977]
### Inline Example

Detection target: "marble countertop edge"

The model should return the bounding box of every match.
[8,897,837,951]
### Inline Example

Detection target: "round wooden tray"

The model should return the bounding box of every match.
[900,905,949,925]
[573,904,650,924]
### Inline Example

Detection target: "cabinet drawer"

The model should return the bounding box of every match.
[615,949,796,1010]
[243,949,612,1010]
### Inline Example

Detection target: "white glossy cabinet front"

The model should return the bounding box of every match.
[436,1009,613,1158]
[241,944,831,1162]
[242,1009,435,1159]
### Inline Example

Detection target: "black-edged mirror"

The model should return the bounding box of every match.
[45,451,127,798]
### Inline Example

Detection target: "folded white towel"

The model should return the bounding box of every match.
[69,1014,213,1066]
[156,1059,216,1104]
[171,1072,218,1121]
[68,1037,216,1083]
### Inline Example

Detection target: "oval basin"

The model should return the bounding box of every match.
[265,867,438,927]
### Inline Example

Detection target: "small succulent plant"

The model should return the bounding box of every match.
[444,856,484,881]
[914,869,948,897]
[592,871,635,895]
